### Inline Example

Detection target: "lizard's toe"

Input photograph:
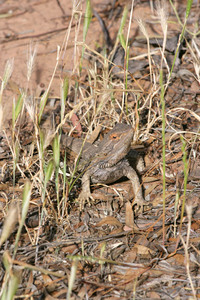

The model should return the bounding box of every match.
[78,191,94,210]
[133,196,147,212]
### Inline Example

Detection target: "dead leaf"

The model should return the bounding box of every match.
[134,244,155,256]
[70,113,82,136]
[125,201,134,229]
[95,216,123,229]
[147,291,161,299]
[87,124,102,144]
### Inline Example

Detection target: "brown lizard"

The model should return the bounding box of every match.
[61,123,145,210]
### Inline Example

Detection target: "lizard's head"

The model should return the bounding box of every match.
[108,123,133,151]
[97,123,133,167]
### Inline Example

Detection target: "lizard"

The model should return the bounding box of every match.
[61,123,145,210]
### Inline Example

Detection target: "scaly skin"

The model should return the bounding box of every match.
[61,123,145,210]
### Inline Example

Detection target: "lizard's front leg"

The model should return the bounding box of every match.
[124,165,145,211]
[78,170,93,209]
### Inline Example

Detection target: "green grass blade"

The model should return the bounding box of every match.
[21,181,31,222]
[180,136,189,228]
[0,205,18,247]
[185,0,193,19]
[61,77,69,121]
[44,159,55,187]
[13,181,31,258]
[53,134,60,169]
[53,134,61,212]
[80,0,92,72]
[160,69,166,245]
[83,0,92,43]
[168,0,193,81]
[66,259,78,300]
[38,91,48,124]
[14,93,24,123]
[118,5,128,49]
[5,273,19,300]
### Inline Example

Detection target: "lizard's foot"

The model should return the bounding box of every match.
[78,190,94,210]
[133,196,147,213]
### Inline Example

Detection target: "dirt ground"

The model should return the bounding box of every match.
[0,0,200,299]
[0,0,187,125]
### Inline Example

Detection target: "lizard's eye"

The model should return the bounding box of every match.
[110,133,119,140]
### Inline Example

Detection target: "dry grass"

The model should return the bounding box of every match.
[0,0,200,299]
